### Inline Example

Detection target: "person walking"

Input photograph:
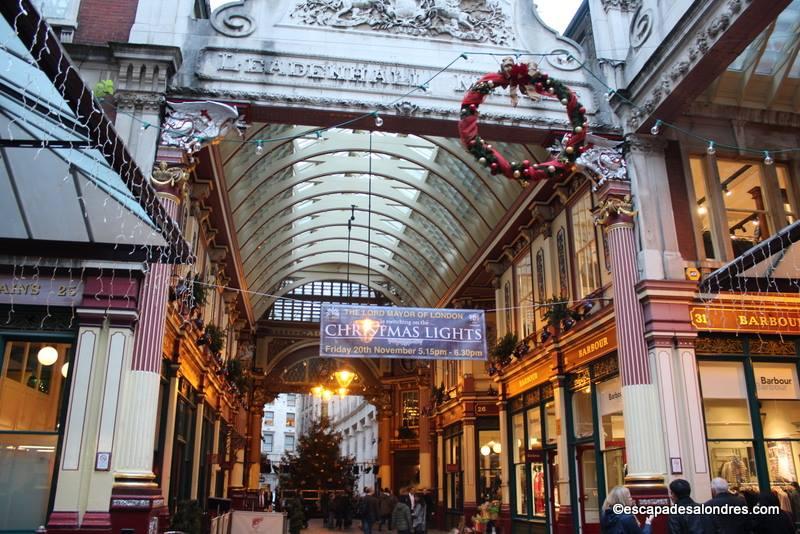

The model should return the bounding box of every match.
[752,491,794,534]
[702,478,748,534]
[334,491,349,530]
[600,486,653,534]
[666,479,705,534]
[378,488,395,531]
[411,491,426,534]
[360,487,380,534]
[287,497,306,534]
[392,494,413,534]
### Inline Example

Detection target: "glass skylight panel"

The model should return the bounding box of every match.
[755,4,800,75]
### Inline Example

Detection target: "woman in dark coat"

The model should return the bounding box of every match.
[752,491,794,534]
[600,486,653,534]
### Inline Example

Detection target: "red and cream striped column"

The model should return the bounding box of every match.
[594,183,666,487]
[110,160,189,530]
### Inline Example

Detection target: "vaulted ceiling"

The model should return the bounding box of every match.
[216,123,545,320]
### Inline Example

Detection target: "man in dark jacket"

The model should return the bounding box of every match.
[702,478,749,534]
[360,487,380,534]
[667,478,706,534]
[378,488,396,531]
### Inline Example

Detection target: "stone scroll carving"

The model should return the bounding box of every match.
[160,101,247,154]
[290,0,512,45]
[210,0,256,38]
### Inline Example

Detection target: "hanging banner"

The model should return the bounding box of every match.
[320,304,487,360]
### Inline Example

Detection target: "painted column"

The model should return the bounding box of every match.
[496,398,512,534]
[594,182,667,489]
[247,402,265,489]
[159,363,180,506]
[552,376,573,534]
[114,164,187,483]
[190,393,206,499]
[48,308,135,533]
[211,416,222,498]
[462,418,478,523]
[435,429,445,530]
[418,383,433,489]
[377,414,393,491]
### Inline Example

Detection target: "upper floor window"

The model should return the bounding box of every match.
[264,411,274,426]
[286,412,296,427]
[515,250,534,339]
[284,434,295,452]
[690,155,797,261]
[571,193,600,298]
[263,432,274,453]
[401,390,420,428]
[444,360,459,390]
[286,393,297,407]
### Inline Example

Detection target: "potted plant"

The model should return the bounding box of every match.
[204,324,226,355]
[93,79,116,121]
[170,500,203,534]
[541,296,579,340]
[489,332,517,370]
[226,358,250,395]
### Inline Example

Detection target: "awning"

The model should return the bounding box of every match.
[699,218,800,293]
[0,1,191,263]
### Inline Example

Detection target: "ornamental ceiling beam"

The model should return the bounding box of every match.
[261,273,403,311]
[246,224,454,287]
[620,0,791,132]
[249,243,437,305]
[239,205,466,275]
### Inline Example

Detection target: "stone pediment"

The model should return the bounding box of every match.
[130,0,609,129]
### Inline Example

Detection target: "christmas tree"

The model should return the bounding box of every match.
[279,416,357,491]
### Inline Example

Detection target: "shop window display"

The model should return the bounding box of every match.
[699,361,758,486]
[572,387,594,438]
[478,429,502,502]
[753,363,800,484]
[597,377,625,492]
[512,413,527,515]
[0,339,72,532]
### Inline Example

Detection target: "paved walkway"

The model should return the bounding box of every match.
[301,518,453,534]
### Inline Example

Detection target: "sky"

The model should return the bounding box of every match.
[209,0,584,34]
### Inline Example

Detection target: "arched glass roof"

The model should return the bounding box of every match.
[219,124,539,319]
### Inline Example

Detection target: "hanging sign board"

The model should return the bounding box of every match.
[320,304,487,360]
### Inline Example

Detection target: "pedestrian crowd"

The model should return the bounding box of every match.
[600,477,797,534]
[318,486,432,534]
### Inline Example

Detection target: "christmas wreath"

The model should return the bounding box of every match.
[458,57,589,183]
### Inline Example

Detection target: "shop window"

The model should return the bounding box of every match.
[264,411,274,426]
[545,402,558,445]
[286,412,296,427]
[515,250,534,339]
[478,429,502,502]
[444,428,463,513]
[512,413,526,515]
[689,155,796,260]
[401,390,419,428]
[753,362,800,483]
[263,432,274,453]
[572,387,594,439]
[597,377,625,493]
[527,408,542,448]
[571,193,600,298]
[0,338,71,533]
[699,361,758,487]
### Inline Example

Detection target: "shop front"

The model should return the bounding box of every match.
[695,335,800,500]
[508,381,558,534]
[565,354,623,534]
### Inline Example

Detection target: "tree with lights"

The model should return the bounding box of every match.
[279,416,357,492]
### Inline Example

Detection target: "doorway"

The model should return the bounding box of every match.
[577,445,600,534]
[393,450,420,494]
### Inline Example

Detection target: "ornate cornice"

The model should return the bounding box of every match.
[113,91,164,112]
[624,133,667,154]
[601,0,641,12]
[625,0,753,128]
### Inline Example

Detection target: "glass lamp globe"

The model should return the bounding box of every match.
[37,346,58,366]
[480,445,491,456]
[61,362,69,378]
[491,442,501,454]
